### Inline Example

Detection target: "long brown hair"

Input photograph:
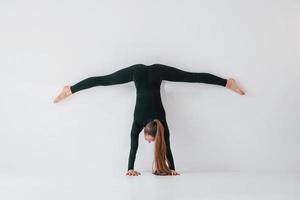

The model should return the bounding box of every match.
[144,119,172,176]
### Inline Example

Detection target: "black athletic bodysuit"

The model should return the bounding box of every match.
[69,63,228,171]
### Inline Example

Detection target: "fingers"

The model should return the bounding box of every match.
[126,172,139,176]
[126,170,180,176]
[126,170,141,176]
[170,170,180,176]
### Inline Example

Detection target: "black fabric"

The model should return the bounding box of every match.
[70,63,228,171]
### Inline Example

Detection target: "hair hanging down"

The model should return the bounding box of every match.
[144,119,172,176]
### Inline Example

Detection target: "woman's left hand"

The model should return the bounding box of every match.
[170,170,180,176]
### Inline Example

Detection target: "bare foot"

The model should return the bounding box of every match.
[53,85,72,103]
[225,78,245,95]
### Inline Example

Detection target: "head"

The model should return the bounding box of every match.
[144,119,172,176]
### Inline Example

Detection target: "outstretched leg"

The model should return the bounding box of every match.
[156,64,245,95]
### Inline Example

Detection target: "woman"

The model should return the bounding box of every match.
[53,63,245,176]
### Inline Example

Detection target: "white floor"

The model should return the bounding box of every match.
[1,170,299,200]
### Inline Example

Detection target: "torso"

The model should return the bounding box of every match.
[132,64,166,126]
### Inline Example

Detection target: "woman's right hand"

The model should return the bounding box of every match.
[53,85,72,104]
[126,169,141,176]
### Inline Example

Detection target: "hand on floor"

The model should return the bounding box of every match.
[170,170,180,176]
[126,169,141,176]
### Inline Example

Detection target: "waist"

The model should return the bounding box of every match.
[137,90,160,96]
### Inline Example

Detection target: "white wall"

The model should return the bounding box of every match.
[0,0,299,177]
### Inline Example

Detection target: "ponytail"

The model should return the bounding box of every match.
[152,119,172,176]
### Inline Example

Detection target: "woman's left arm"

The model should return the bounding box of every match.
[164,131,175,170]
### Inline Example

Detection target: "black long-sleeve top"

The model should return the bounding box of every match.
[70,63,228,171]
